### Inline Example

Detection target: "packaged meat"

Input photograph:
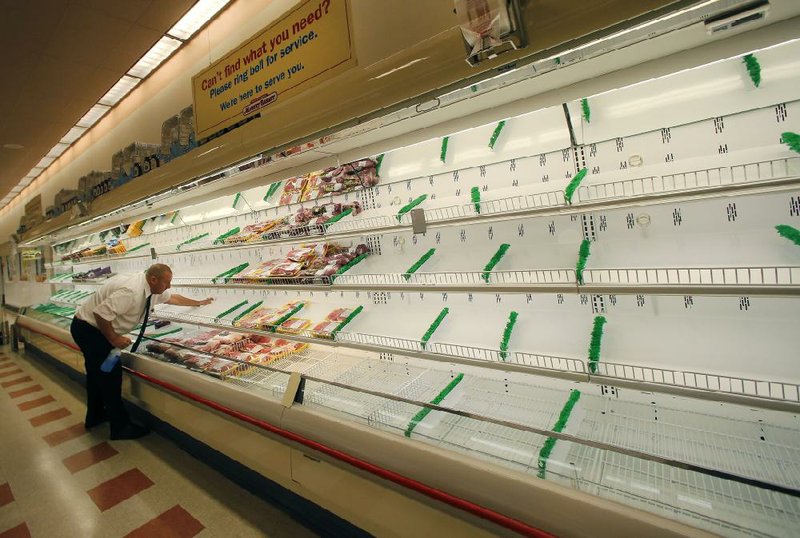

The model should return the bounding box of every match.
[196,340,221,353]
[312,320,340,338]
[184,355,216,370]
[285,245,317,263]
[204,359,241,377]
[325,307,355,322]
[268,262,303,278]
[248,334,275,345]
[277,318,311,334]
[145,342,171,354]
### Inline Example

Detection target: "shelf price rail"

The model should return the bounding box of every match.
[48,156,800,268]
[151,309,800,411]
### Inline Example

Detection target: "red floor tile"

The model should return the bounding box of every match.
[63,442,119,474]
[9,385,43,399]
[1,376,32,388]
[17,395,55,411]
[0,369,23,378]
[0,362,16,370]
[0,523,30,538]
[87,468,154,512]
[43,423,88,447]
[124,504,204,538]
[0,483,12,508]
[29,407,71,427]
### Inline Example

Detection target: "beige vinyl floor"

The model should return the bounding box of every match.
[0,346,320,538]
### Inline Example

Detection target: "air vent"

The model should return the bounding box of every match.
[705,2,769,34]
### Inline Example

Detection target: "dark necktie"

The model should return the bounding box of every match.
[130,294,152,352]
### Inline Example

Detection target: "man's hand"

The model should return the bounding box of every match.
[198,297,214,306]
[112,335,132,349]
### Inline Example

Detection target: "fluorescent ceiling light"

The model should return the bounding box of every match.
[47,143,69,158]
[168,0,232,40]
[25,168,42,179]
[128,36,182,78]
[36,156,56,168]
[98,75,140,106]
[77,104,111,128]
[60,126,87,144]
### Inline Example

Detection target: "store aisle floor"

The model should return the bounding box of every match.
[0,348,320,538]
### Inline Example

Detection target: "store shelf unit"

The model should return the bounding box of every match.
[23,30,800,538]
[17,305,800,538]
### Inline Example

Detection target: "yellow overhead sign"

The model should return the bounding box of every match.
[192,0,355,140]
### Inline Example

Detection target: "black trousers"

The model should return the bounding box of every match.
[69,317,129,428]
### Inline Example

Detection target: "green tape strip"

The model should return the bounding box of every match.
[331,305,364,337]
[170,211,180,224]
[471,186,481,214]
[334,253,369,278]
[268,303,305,332]
[213,227,240,244]
[538,390,582,479]
[405,373,464,437]
[404,248,436,281]
[576,239,591,284]
[232,192,242,209]
[375,154,385,176]
[581,98,591,124]
[783,132,800,154]
[564,168,588,205]
[420,308,449,349]
[126,242,151,253]
[776,224,800,246]
[499,311,518,360]
[743,54,761,88]
[147,327,183,339]
[324,208,352,227]
[264,181,283,202]
[397,194,428,222]
[488,120,506,149]
[213,262,250,283]
[176,232,210,250]
[440,137,449,163]
[232,300,263,324]
[215,300,248,321]
[588,315,607,374]
[482,243,510,282]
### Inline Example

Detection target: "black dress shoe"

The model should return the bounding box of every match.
[84,415,108,430]
[110,422,150,440]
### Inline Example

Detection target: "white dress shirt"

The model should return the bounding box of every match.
[75,272,172,334]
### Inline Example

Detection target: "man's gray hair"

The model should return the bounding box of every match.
[146,263,172,279]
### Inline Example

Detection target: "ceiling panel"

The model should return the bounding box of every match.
[0,0,196,208]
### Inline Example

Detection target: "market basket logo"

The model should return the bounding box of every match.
[243,92,278,116]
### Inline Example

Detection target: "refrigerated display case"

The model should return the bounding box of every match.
[11,9,800,538]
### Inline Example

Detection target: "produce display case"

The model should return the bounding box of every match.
[11,14,800,538]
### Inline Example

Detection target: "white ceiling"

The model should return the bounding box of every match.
[0,0,197,204]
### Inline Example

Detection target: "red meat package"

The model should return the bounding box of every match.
[325,307,356,322]
[280,176,308,205]
[286,244,322,263]
[268,261,303,278]
[234,307,278,329]
[184,354,216,370]
[277,318,311,334]
[204,359,241,377]
[145,342,171,354]
[312,320,340,337]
